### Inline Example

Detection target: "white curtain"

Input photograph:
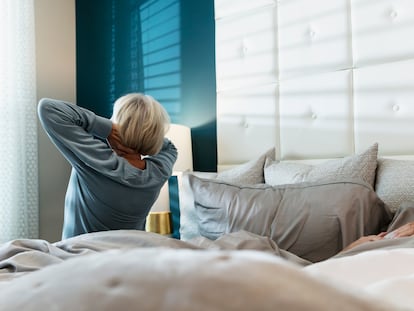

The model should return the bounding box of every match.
[0,0,38,242]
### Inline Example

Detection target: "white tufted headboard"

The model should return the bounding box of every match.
[214,0,414,170]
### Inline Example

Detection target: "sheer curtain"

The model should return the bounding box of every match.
[0,0,38,242]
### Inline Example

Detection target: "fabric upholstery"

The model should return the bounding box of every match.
[190,175,391,262]
[264,143,378,188]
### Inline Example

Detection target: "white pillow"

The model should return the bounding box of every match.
[375,158,414,213]
[264,143,378,188]
[178,171,216,241]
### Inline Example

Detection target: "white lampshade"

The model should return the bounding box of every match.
[166,123,193,172]
[150,124,193,212]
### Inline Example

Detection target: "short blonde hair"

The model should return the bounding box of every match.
[111,93,170,155]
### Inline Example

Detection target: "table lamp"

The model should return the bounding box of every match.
[145,124,193,235]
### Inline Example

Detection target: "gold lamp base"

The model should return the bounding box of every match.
[145,211,172,235]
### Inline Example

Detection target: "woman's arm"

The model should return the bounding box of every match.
[340,221,414,253]
[39,98,177,178]
[38,98,118,172]
[146,138,178,176]
[340,235,384,253]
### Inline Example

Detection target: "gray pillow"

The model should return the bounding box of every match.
[216,147,275,184]
[375,158,414,213]
[190,175,391,262]
[264,143,378,188]
[179,148,276,241]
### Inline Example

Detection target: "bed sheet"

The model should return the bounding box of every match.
[305,241,414,310]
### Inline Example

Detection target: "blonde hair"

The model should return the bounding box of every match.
[111,93,170,155]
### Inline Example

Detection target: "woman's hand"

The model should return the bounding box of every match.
[383,222,414,239]
[341,235,384,252]
[340,221,414,253]
[107,124,136,156]
[107,124,146,169]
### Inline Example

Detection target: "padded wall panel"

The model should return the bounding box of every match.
[351,0,414,67]
[279,70,353,159]
[215,0,414,168]
[215,6,278,91]
[354,59,414,155]
[217,84,277,164]
[214,0,275,19]
[278,0,351,79]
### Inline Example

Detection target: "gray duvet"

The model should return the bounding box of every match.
[0,230,412,311]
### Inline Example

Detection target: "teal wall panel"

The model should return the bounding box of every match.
[76,0,217,171]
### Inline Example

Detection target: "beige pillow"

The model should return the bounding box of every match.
[375,158,414,213]
[264,143,378,188]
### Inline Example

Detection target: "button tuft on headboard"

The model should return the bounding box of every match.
[241,39,249,57]
[389,9,398,20]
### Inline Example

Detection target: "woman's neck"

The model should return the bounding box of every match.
[123,154,146,170]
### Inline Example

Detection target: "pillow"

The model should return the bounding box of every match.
[189,175,391,262]
[375,158,414,213]
[264,143,378,188]
[177,171,216,241]
[178,147,276,241]
[216,147,276,184]
[168,175,181,239]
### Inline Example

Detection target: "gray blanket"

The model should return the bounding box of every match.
[0,203,412,310]
[0,230,310,279]
[0,230,410,311]
[1,228,413,283]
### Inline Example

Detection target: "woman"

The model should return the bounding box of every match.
[38,93,177,239]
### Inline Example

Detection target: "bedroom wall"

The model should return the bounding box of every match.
[31,0,414,241]
[34,0,215,241]
[75,0,217,171]
[35,0,76,242]
[215,0,414,168]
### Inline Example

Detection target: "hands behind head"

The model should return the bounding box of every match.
[108,124,146,169]
[107,124,137,157]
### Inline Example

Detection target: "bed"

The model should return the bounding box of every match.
[2,0,414,310]
[2,144,414,310]
[1,229,414,311]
